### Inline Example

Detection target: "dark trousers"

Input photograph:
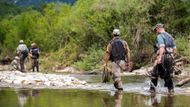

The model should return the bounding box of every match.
[20,54,27,72]
[20,60,25,72]
[150,54,174,90]
[32,58,39,72]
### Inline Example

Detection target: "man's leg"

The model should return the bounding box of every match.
[150,64,159,92]
[20,60,25,72]
[112,61,123,90]
[36,59,39,72]
[163,54,174,93]
[164,77,174,91]
[32,59,35,72]
[150,77,158,92]
[34,59,39,72]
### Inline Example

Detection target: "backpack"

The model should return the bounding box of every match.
[20,49,28,60]
[109,38,126,61]
[161,32,175,53]
[22,49,29,56]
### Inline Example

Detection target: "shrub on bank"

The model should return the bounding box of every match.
[175,37,190,61]
[74,48,104,71]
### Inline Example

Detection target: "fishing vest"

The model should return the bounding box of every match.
[161,32,175,54]
[109,38,126,62]
[30,48,39,59]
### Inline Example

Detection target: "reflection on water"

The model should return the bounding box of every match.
[145,93,161,106]
[144,93,175,107]
[0,88,190,107]
[150,94,160,107]
[164,95,174,107]
[16,89,39,107]
[0,74,189,107]
[114,90,123,107]
[103,90,123,107]
[17,90,29,107]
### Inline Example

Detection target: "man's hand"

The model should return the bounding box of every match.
[103,63,108,67]
[156,56,162,64]
[126,62,130,67]
[125,62,132,72]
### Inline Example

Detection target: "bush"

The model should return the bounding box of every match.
[74,48,104,71]
[175,37,190,61]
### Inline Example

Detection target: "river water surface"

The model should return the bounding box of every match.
[1,75,190,107]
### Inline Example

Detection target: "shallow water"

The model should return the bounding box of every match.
[1,75,190,107]
[1,88,190,107]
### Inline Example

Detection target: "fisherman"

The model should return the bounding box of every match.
[104,29,131,90]
[150,23,176,94]
[16,40,29,72]
[29,43,40,72]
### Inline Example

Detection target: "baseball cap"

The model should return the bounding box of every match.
[153,23,164,31]
[113,29,120,35]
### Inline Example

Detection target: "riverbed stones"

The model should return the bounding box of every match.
[0,71,86,88]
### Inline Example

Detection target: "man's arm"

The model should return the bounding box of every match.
[104,44,111,66]
[157,47,164,64]
[37,48,40,58]
[28,49,33,58]
[173,40,177,55]
[156,34,165,64]
[125,42,130,65]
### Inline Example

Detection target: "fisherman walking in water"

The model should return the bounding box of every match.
[149,23,176,94]
[104,29,131,90]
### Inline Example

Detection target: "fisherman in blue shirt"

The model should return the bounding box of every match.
[150,23,176,94]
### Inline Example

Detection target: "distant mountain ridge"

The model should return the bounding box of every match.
[4,0,76,7]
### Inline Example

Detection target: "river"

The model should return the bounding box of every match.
[1,75,190,107]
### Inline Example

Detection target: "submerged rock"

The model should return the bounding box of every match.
[0,71,86,88]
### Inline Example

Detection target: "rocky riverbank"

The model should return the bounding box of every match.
[1,63,190,90]
[0,71,86,88]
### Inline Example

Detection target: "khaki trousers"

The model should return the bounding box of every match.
[112,60,126,89]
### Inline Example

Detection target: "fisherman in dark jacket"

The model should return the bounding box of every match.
[104,29,131,90]
[29,43,40,72]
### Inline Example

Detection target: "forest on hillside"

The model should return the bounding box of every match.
[0,0,190,71]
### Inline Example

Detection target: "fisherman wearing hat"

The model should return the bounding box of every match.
[29,42,40,72]
[150,23,176,94]
[104,29,131,90]
[16,40,29,72]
